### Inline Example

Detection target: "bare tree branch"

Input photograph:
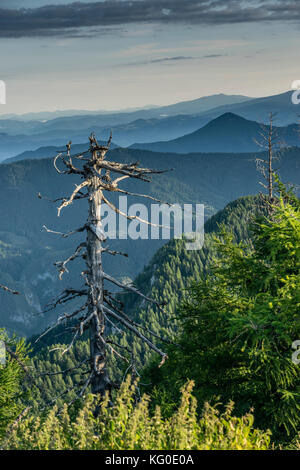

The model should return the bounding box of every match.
[0,284,20,295]
[42,224,87,238]
[54,243,86,280]
[103,305,168,364]
[40,132,170,400]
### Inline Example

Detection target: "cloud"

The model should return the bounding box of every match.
[0,1,300,38]
[120,55,194,67]
[120,54,226,67]
[203,54,225,58]
[142,56,194,64]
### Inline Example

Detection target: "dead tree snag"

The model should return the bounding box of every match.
[255,112,282,203]
[38,133,169,397]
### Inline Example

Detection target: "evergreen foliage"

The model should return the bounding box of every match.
[0,329,28,438]
[3,188,298,449]
[145,190,300,443]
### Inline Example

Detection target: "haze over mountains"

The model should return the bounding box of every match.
[131,113,300,154]
[0,90,298,161]
[4,141,119,164]
[6,112,300,164]
[0,94,251,122]
[0,94,249,160]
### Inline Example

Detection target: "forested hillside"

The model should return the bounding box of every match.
[2,186,299,450]
[27,195,266,408]
[144,191,300,445]
[1,147,299,336]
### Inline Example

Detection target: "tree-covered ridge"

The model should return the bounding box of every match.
[145,189,300,444]
[1,145,299,336]
[120,195,267,348]
[1,186,299,449]
[27,195,266,408]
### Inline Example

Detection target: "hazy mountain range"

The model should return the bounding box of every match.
[131,113,300,154]
[5,112,300,164]
[0,91,298,161]
[0,93,250,123]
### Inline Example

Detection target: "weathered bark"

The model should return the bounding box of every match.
[86,155,111,394]
[255,112,279,206]
[268,116,274,201]
[38,133,169,400]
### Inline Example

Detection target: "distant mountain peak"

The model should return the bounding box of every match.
[209,112,250,122]
[130,111,299,154]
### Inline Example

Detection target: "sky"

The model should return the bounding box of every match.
[0,0,300,114]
